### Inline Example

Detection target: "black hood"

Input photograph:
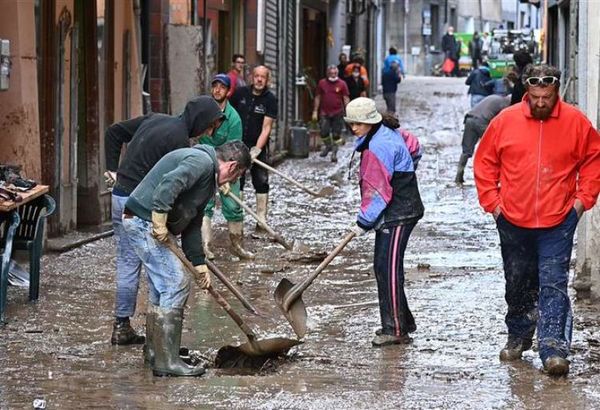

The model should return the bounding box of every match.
[180,95,224,138]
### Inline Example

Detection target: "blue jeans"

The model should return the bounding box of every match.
[121,215,191,309]
[497,209,578,361]
[373,224,417,336]
[470,94,486,108]
[112,193,142,318]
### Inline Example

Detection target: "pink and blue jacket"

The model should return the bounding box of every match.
[356,123,424,230]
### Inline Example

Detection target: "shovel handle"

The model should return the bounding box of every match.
[221,188,294,251]
[205,260,261,316]
[164,240,256,338]
[282,230,356,310]
[252,158,321,197]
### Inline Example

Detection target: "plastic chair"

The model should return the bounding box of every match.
[12,194,56,301]
[1,211,21,324]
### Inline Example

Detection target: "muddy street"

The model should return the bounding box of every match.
[2,76,600,409]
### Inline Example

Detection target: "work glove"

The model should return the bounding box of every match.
[104,171,117,189]
[250,146,262,161]
[195,264,211,289]
[312,111,318,122]
[151,211,169,242]
[219,182,231,196]
[350,224,367,237]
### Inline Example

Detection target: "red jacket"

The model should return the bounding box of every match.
[474,95,600,228]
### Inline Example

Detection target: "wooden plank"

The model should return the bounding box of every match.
[0,185,50,212]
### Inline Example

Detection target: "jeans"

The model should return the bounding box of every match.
[203,180,243,221]
[497,209,578,361]
[461,115,488,157]
[373,224,417,336]
[122,215,191,309]
[319,114,344,144]
[112,193,142,318]
[383,93,397,114]
[470,94,486,108]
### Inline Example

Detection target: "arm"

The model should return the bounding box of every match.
[181,210,205,265]
[104,115,147,171]
[575,125,600,214]
[473,121,502,214]
[313,94,321,117]
[465,71,475,86]
[255,116,274,151]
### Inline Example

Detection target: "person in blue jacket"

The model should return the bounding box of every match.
[344,97,424,347]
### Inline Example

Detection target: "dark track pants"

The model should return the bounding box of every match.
[373,224,417,337]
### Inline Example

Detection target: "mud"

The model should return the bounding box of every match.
[2,77,600,409]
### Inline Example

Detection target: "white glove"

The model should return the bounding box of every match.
[151,212,169,242]
[195,264,211,289]
[219,182,231,196]
[250,146,262,160]
[350,225,367,236]
[104,171,117,188]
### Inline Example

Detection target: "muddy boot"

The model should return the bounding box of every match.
[319,143,331,157]
[201,216,215,260]
[228,221,255,260]
[152,307,205,377]
[143,305,157,367]
[499,336,533,361]
[111,317,145,345]
[543,356,570,376]
[254,193,269,234]
[372,332,412,347]
[455,154,469,185]
[330,144,338,163]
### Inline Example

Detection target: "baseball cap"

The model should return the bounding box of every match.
[343,97,382,124]
[211,73,231,88]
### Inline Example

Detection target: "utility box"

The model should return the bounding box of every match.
[288,124,309,158]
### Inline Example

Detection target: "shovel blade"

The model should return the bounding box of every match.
[316,186,335,197]
[215,338,303,368]
[274,278,308,339]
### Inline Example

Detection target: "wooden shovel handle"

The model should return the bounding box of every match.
[252,158,321,197]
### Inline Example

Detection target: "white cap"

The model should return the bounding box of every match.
[343,97,382,124]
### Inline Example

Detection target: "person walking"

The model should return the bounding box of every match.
[343,97,424,347]
[510,50,533,105]
[344,54,370,90]
[337,52,349,77]
[381,61,402,114]
[198,74,254,260]
[474,64,600,376]
[468,31,483,69]
[312,65,350,163]
[227,54,246,98]
[465,62,493,107]
[454,94,510,185]
[230,65,277,231]
[383,47,406,77]
[104,96,223,346]
[442,26,459,77]
[122,141,251,377]
[345,63,368,101]
[481,32,491,58]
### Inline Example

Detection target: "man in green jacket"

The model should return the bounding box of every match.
[122,141,251,377]
[199,74,253,260]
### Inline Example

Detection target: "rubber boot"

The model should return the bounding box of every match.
[255,193,269,233]
[455,154,469,185]
[111,318,145,345]
[201,216,215,260]
[319,143,331,157]
[228,221,255,259]
[143,305,157,367]
[152,307,205,377]
[330,144,339,163]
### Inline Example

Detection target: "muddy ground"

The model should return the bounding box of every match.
[3,77,600,409]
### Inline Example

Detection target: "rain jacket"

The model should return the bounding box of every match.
[126,145,218,265]
[474,95,600,228]
[465,66,493,97]
[112,96,223,195]
[355,123,424,230]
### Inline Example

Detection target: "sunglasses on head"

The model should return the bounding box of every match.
[525,76,559,87]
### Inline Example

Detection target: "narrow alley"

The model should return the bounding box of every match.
[2,77,600,409]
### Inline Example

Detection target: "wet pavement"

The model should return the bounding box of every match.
[3,76,600,409]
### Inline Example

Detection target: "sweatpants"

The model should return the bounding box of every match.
[373,224,417,337]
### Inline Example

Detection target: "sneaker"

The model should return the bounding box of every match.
[499,337,532,361]
[543,356,570,376]
[372,333,412,347]
[111,320,146,345]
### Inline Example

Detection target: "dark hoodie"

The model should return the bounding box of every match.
[113,96,223,195]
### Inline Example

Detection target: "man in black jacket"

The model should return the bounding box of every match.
[104,96,223,346]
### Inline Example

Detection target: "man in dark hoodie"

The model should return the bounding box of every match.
[122,141,251,377]
[104,96,224,346]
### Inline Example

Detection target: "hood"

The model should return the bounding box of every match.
[180,96,224,138]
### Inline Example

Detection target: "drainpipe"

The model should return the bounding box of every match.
[203,0,208,91]
[257,0,265,55]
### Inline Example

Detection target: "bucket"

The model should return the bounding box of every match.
[288,125,309,158]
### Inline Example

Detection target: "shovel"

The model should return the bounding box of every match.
[252,158,335,198]
[274,230,356,338]
[165,240,302,365]
[205,259,261,316]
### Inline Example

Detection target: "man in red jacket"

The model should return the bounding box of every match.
[474,64,600,377]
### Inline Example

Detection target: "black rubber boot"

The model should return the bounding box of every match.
[455,154,469,185]
[319,143,331,157]
[152,307,205,377]
[143,306,156,367]
[111,318,145,345]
